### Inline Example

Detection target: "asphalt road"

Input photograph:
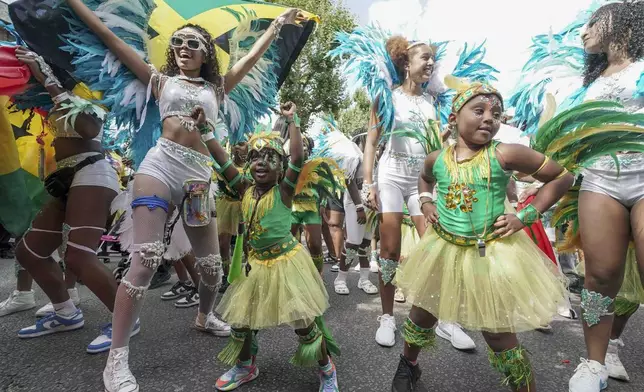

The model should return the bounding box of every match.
[0,257,642,392]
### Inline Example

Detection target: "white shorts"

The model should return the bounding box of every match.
[580,154,644,208]
[376,152,423,216]
[343,193,372,245]
[137,138,213,205]
[57,152,120,193]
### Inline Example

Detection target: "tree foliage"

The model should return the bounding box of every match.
[267,0,356,131]
[337,88,370,137]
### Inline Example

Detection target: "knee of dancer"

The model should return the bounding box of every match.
[379,249,399,261]
[307,243,323,257]
[585,269,622,294]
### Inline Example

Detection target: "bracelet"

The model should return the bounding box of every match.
[288,161,302,173]
[355,204,365,210]
[228,173,243,188]
[360,187,371,204]
[52,92,72,105]
[271,18,284,40]
[284,176,296,189]
[30,52,62,89]
[285,113,301,127]
[366,182,377,189]
[420,199,434,209]
[201,132,215,142]
[418,192,433,200]
[217,159,233,174]
[198,123,212,135]
[516,204,541,227]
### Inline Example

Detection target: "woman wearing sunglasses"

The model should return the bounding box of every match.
[65,1,306,391]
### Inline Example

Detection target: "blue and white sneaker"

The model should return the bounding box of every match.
[18,309,84,338]
[86,320,141,354]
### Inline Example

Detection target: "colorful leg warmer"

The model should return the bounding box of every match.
[581,288,614,327]
[401,318,435,349]
[488,345,533,389]
[218,329,259,366]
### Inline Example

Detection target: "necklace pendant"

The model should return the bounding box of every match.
[477,239,486,257]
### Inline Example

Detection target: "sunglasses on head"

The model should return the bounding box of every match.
[171,35,206,52]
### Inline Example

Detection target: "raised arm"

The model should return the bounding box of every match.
[224,8,307,94]
[66,0,152,86]
[494,143,574,237]
[362,103,382,211]
[279,102,303,203]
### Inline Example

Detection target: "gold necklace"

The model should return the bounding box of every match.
[453,144,493,257]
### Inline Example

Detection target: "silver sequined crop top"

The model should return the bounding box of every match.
[156,74,220,130]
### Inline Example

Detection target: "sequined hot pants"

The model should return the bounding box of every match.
[580,154,644,208]
[136,138,213,205]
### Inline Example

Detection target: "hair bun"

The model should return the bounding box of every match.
[386,35,410,72]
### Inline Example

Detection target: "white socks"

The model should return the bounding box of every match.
[359,268,370,282]
[53,298,77,316]
[335,270,348,284]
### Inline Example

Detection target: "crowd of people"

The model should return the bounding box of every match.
[0,0,643,392]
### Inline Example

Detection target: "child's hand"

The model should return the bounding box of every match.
[280,101,297,119]
[493,214,525,238]
[422,202,439,225]
[15,47,46,85]
[356,208,367,225]
[191,105,207,126]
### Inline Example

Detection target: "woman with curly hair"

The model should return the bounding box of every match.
[64,0,304,390]
[568,2,644,391]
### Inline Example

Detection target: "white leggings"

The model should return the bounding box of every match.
[343,193,372,245]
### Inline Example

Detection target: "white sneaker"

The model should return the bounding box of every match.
[35,288,81,317]
[606,339,629,381]
[330,263,339,272]
[357,279,378,294]
[394,288,406,303]
[0,290,36,317]
[436,321,476,350]
[103,347,139,392]
[370,260,379,273]
[196,312,231,337]
[569,358,608,392]
[375,314,396,347]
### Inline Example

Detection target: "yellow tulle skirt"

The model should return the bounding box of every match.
[216,243,329,330]
[400,219,421,262]
[216,196,242,236]
[395,229,567,333]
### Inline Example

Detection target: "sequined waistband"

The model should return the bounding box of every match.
[432,223,498,247]
[386,151,425,167]
[158,138,212,167]
[56,152,103,170]
[250,236,300,261]
[588,153,644,172]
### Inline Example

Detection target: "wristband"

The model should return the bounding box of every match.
[355,204,365,210]
[516,204,541,227]
[52,92,72,105]
[217,159,233,174]
[286,113,301,127]
[418,192,433,200]
[201,132,215,142]
[198,123,212,135]
[228,173,243,188]
[288,161,302,173]
[360,187,371,204]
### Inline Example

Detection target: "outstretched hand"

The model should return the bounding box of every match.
[14,47,46,85]
[278,8,308,26]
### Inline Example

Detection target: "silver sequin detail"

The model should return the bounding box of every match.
[389,151,425,168]
[378,257,398,285]
[122,278,148,300]
[200,277,220,292]
[60,223,71,261]
[581,288,614,327]
[344,247,358,267]
[139,241,165,270]
[158,138,212,167]
[590,153,644,171]
[55,153,103,170]
[196,254,223,276]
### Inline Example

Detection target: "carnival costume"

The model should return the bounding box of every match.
[329,26,499,284]
[395,83,567,389]
[215,130,340,375]
[510,1,644,324]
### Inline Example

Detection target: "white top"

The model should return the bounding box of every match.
[385,88,437,156]
[584,61,644,113]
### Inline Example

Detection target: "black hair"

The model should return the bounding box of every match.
[583,1,644,86]
[160,24,223,87]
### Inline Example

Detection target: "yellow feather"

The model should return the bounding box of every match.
[444,75,469,92]
[538,93,557,127]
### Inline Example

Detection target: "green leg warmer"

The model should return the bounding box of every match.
[401,318,435,349]
[614,296,639,318]
[291,323,325,367]
[218,329,258,366]
[488,345,533,390]
[311,254,324,273]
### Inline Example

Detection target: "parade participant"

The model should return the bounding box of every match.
[391,81,572,392]
[201,102,340,391]
[64,0,306,390]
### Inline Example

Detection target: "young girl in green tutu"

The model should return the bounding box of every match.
[201,102,339,392]
[391,81,573,392]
